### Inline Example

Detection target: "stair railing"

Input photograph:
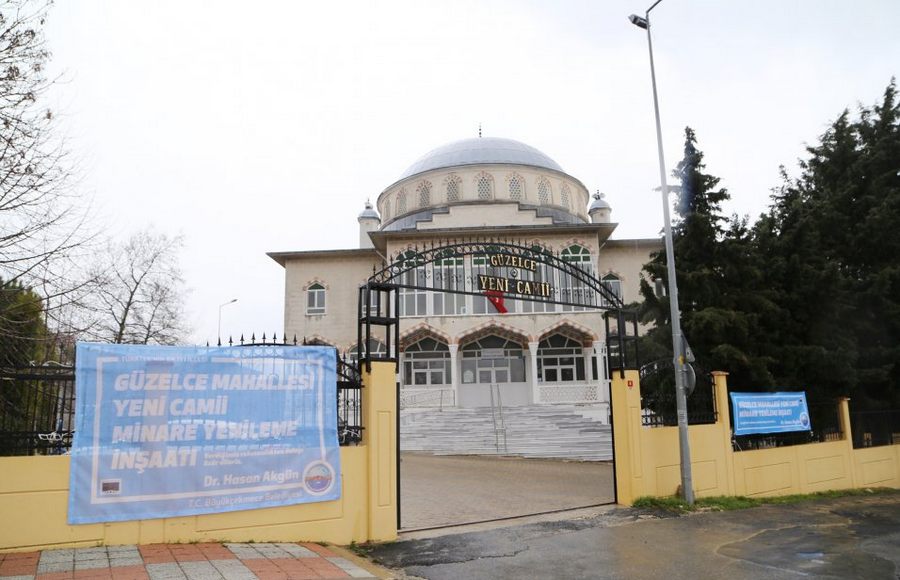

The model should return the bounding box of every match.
[489,383,508,453]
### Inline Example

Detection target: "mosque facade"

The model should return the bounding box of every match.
[269,137,661,418]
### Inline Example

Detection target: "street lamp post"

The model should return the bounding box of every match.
[218,298,238,343]
[629,0,695,504]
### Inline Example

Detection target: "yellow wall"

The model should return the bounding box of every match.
[0,361,399,553]
[611,370,900,505]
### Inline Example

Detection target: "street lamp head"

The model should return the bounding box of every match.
[628,14,649,29]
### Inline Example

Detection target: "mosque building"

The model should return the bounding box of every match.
[268,137,660,418]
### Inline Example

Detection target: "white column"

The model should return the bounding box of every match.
[448,343,459,408]
[582,345,594,392]
[595,343,610,424]
[528,341,540,404]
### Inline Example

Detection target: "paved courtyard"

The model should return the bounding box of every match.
[400,452,615,530]
[0,543,377,580]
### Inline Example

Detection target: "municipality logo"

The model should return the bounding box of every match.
[303,461,335,495]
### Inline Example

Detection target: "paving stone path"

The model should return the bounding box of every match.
[0,543,375,580]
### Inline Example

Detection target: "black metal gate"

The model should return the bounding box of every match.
[353,239,642,528]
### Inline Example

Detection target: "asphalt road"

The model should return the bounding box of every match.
[400,453,615,530]
[373,492,900,579]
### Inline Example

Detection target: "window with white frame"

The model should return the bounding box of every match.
[402,338,450,387]
[476,172,493,200]
[461,335,526,384]
[537,177,551,204]
[602,273,623,306]
[398,251,427,317]
[537,334,586,383]
[518,245,555,313]
[306,283,326,315]
[348,338,388,363]
[433,255,465,315]
[561,244,594,311]
[471,254,491,314]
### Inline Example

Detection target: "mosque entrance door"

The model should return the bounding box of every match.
[356,239,640,531]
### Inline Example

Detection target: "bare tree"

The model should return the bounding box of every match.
[0,1,95,361]
[84,230,189,345]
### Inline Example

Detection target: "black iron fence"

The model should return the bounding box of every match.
[850,410,900,449]
[0,366,75,456]
[731,401,843,452]
[640,371,718,427]
[0,343,364,456]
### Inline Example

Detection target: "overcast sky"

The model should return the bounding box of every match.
[44,0,900,344]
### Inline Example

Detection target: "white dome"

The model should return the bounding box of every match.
[398,137,564,180]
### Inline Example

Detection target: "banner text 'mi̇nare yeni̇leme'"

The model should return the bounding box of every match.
[68,343,341,525]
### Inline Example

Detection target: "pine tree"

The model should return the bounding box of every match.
[639,128,773,392]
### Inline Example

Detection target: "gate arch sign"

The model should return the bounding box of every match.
[355,239,630,369]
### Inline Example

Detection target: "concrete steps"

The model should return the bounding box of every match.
[400,404,612,461]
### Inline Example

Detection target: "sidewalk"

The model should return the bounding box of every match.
[0,542,384,580]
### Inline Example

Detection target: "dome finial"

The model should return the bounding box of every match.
[478,123,482,138]
[364,198,373,210]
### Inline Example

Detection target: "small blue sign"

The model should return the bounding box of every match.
[730,391,812,436]
[68,343,341,524]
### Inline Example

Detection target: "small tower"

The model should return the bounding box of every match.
[588,191,612,224]
[358,199,380,249]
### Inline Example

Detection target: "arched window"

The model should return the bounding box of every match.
[476,172,493,200]
[306,283,325,315]
[602,273,623,306]
[508,173,523,201]
[383,199,391,220]
[560,245,594,311]
[396,190,407,214]
[348,339,388,363]
[537,334,585,383]
[537,177,551,204]
[560,183,571,209]
[417,181,432,207]
[402,338,450,387]
[461,335,525,384]
[445,175,461,202]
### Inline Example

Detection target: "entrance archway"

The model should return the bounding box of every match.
[355,239,640,530]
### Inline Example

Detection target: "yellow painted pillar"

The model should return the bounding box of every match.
[362,361,398,542]
[712,371,735,496]
[836,397,859,488]
[610,369,642,506]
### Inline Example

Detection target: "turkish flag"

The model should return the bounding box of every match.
[484,290,508,314]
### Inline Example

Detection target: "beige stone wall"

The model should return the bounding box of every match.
[281,233,660,352]
[284,254,380,350]
[599,239,661,305]
[377,164,591,226]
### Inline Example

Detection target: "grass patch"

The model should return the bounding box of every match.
[634,487,898,515]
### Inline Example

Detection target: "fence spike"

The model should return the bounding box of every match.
[293,334,298,345]
[217,337,221,347]
[251,332,256,342]
[240,334,244,345]
[206,341,209,347]
[261,332,267,342]
[228,336,233,346]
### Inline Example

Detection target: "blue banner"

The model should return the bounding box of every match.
[730,391,812,436]
[68,343,342,524]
